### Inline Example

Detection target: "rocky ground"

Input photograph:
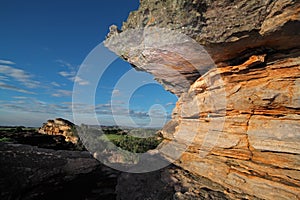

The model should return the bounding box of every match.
[0,128,118,200]
[0,128,229,200]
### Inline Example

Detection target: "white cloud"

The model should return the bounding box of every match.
[72,76,89,86]
[112,89,120,96]
[0,75,8,81]
[59,70,89,86]
[165,102,175,107]
[56,59,73,68]
[13,96,28,99]
[55,58,91,86]
[56,59,90,86]
[52,89,73,97]
[0,65,40,88]
[59,71,75,77]
[0,59,15,65]
[51,81,61,87]
[0,82,35,94]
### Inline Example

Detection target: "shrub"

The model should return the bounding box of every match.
[0,137,12,142]
[106,134,162,153]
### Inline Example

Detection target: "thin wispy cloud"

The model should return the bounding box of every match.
[71,76,89,86]
[165,102,175,107]
[13,96,29,99]
[59,71,76,77]
[0,82,35,94]
[69,101,151,119]
[0,59,15,65]
[56,59,73,69]
[0,75,8,81]
[52,89,73,97]
[112,89,120,96]
[57,60,89,86]
[1,98,61,114]
[51,81,61,87]
[59,71,90,86]
[0,65,40,88]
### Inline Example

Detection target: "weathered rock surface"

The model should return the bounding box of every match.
[0,142,230,200]
[0,142,120,200]
[116,165,229,200]
[39,118,79,144]
[105,0,300,199]
[0,128,83,151]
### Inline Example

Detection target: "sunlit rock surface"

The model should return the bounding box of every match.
[39,118,79,144]
[105,0,300,199]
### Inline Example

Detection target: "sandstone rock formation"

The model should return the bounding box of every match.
[39,118,79,144]
[0,142,119,200]
[105,0,300,199]
[0,127,81,150]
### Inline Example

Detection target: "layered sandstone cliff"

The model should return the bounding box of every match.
[105,0,300,199]
[39,118,79,144]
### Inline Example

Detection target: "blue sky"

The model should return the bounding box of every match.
[0,0,177,127]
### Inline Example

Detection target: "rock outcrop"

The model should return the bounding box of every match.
[0,128,81,151]
[39,118,79,144]
[0,142,119,200]
[105,0,300,199]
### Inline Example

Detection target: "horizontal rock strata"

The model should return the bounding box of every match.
[105,0,300,199]
[39,118,79,144]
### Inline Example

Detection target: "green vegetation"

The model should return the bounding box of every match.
[103,134,162,153]
[78,125,162,154]
[70,126,79,137]
[0,137,12,142]
[0,126,37,132]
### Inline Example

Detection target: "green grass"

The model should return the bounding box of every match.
[0,128,14,131]
[0,126,38,132]
[102,134,124,141]
[23,127,38,131]
[0,137,12,142]
[101,134,162,153]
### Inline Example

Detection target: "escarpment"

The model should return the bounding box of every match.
[105,0,300,199]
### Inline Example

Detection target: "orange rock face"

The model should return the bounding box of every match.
[105,0,300,199]
[38,118,78,144]
[162,54,300,199]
